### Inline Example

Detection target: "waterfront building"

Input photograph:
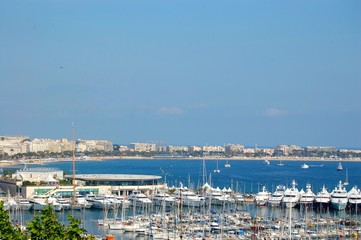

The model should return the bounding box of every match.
[225,144,245,156]
[76,140,113,152]
[0,136,29,155]
[130,143,157,152]
[305,146,337,158]
[2,172,163,199]
[65,174,164,196]
[188,145,202,153]
[29,138,72,153]
[12,168,64,183]
[274,145,302,157]
[203,145,225,153]
[167,145,189,153]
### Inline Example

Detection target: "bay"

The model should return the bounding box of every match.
[11,159,361,239]
[34,159,360,192]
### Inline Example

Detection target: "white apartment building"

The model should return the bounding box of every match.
[0,136,29,155]
[202,145,225,153]
[76,140,113,152]
[130,143,157,152]
[275,144,302,156]
[167,145,189,153]
[29,138,72,153]
[188,146,202,152]
[225,144,245,154]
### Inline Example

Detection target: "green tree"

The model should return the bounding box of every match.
[26,205,95,240]
[26,205,67,239]
[66,216,89,240]
[0,202,94,240]
[0,202,26,240]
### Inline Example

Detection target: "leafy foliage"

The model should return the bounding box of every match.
[0,202,94,240]
[0,202,24,239]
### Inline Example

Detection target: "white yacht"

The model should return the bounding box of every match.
[255,185,271,206]
[115,195,131,208]
[30,195,62,211]
[268,185,286,207]
[282,180,301,208]
[73,194,93,209]
[232,193,245,203]
[348,186,361,208]
[206,187,234,206]
[56,197,71,210]
[5,196,18,211]
[174,188,205,207]
[15,198,33,211]
[128,190,152,206]
[300,163,309,169]
[299,183,315,205]
[86,194,118,210]
[152,191,177,207]
[330,181,348,211]
[315,185,331,206]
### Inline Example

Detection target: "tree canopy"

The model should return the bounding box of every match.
[0,202,95,240]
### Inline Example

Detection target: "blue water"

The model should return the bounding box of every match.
[13,159,361,239]
[33,159,360,193]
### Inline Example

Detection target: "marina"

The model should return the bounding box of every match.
[2,158,361,239]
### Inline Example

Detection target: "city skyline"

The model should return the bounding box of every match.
[1,1,360,149]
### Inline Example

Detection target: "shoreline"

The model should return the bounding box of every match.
[1,156,360,168]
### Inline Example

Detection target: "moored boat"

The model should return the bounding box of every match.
[330,181,348,211]
[315,185,331,206]
[268,185,286,207]
[348,186,361,209]
[282,180,300,208]
[152,191,176,207]
[255,185,271,206]
[128,190,152,206]
[299,183,315,206]
[174,187,205,207]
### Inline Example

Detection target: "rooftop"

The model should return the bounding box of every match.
[65,174,162,181]
[17,168,62,173]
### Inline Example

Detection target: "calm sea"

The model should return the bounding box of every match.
[11,159,361,239]
[32,158,360,192]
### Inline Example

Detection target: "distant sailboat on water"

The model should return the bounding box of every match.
[337,162,343,171]
[214,160,220,173]
[277,160,284,166]
[344,168,349,186]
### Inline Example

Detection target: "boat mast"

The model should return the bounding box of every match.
[72,123,76,210]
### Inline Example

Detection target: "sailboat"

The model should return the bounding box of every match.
[337,162,343,171]
[224,159,231,168]
[277,160,284,166]
[214,160,220,173]
[344,168,349,186]
[70,123,82,211]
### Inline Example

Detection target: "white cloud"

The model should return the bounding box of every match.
[158,106,184,115]
[264,108,288,117]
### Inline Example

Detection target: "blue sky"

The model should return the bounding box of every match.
[0,0,360,148]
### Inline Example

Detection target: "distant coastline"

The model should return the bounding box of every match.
[1,155,360,168]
